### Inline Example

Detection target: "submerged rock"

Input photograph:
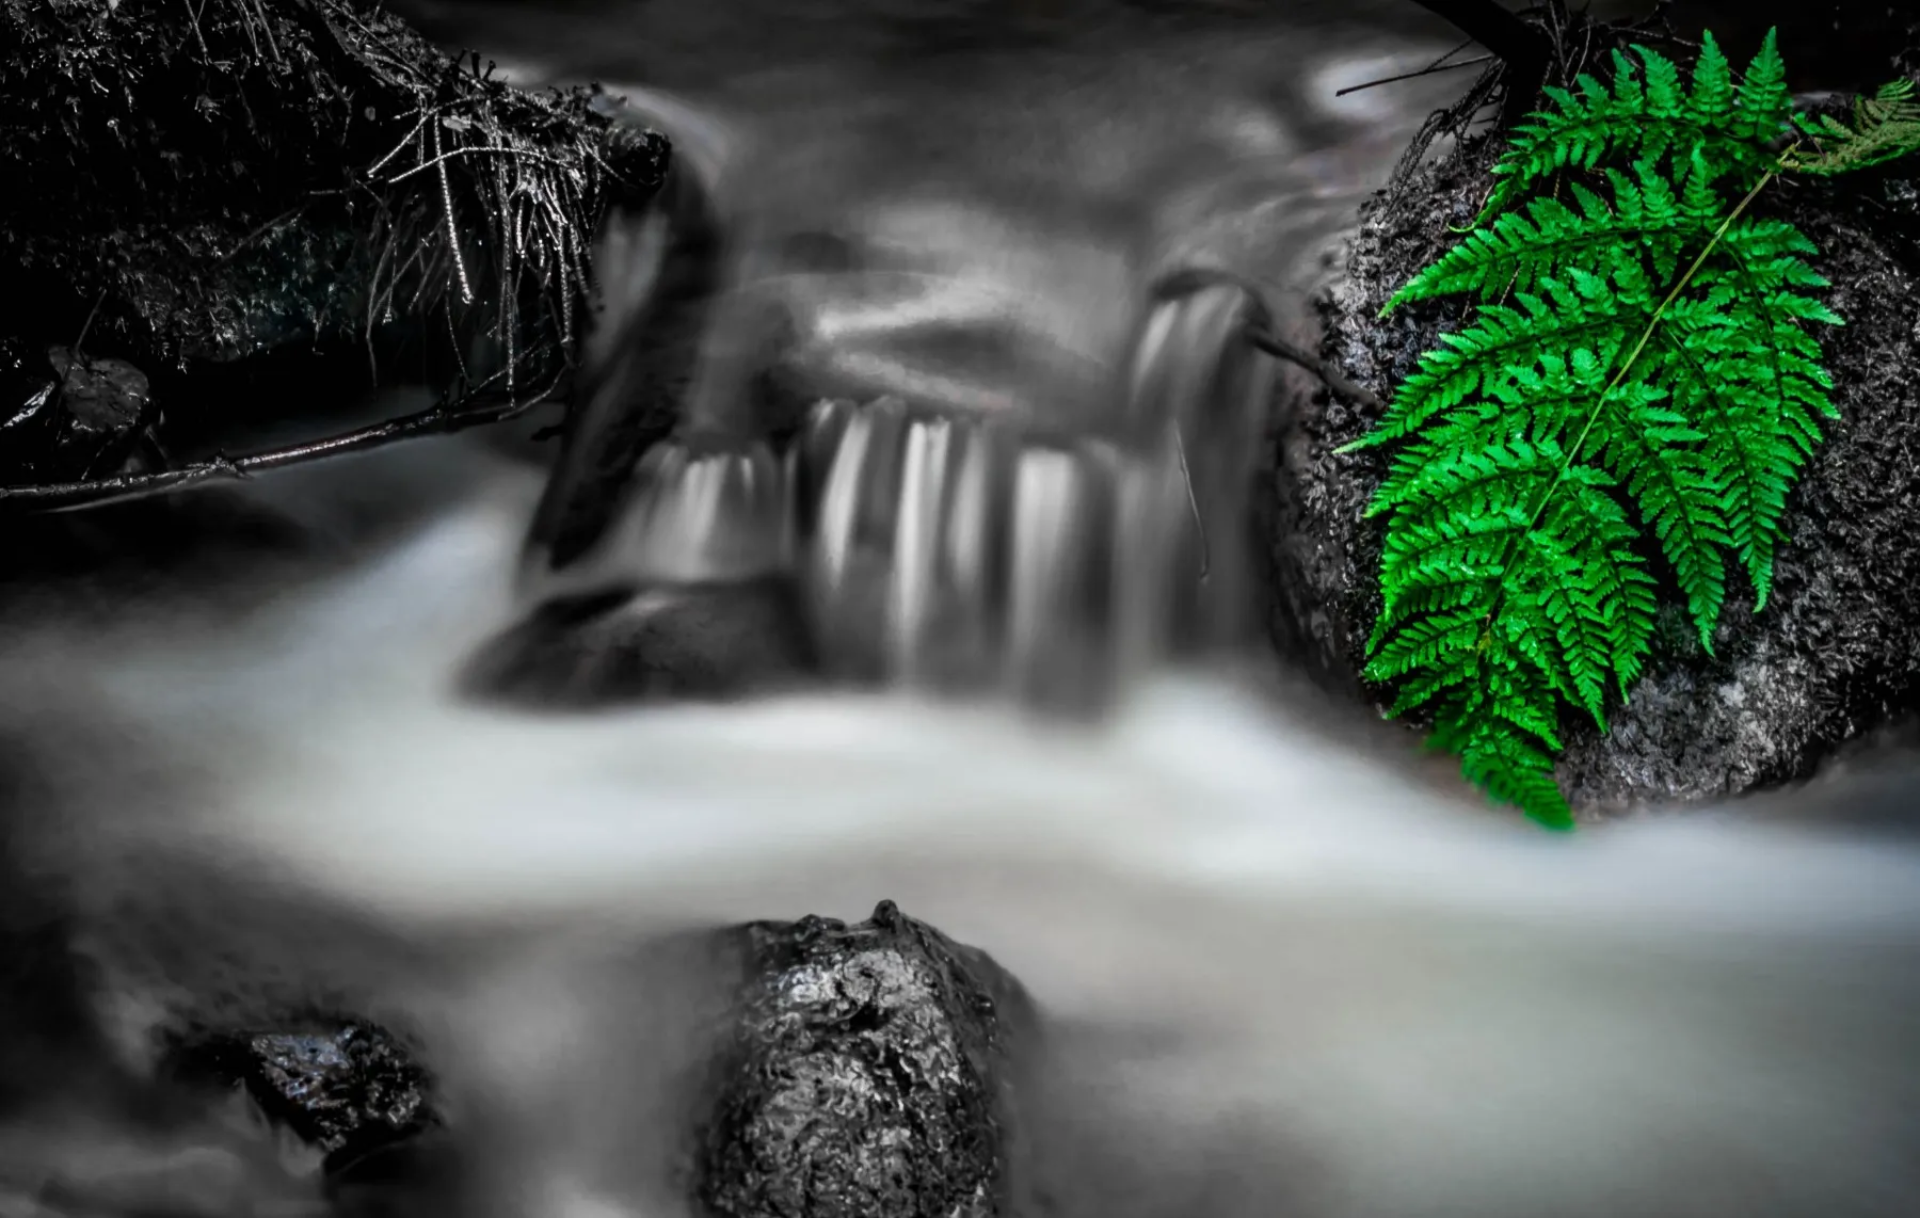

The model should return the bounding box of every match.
[697,901,1039,1218]
[458,578,820,707]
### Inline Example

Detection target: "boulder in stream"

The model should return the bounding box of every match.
[697,900,1040,1218]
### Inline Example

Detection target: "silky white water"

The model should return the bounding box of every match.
[5,436,1917,1218]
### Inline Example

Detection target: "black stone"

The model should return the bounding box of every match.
[0,345,154,487]
[697,901,1040,1218]
[170,1022,438,1167]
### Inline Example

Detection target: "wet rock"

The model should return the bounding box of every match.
[459,578,821,708]
[171,1022,437,1169]
[1266,41,1920,815]
[4,896,1036,1217]
[697,901,1040,1218]
[45,349,151,444]
[0,346,153,485]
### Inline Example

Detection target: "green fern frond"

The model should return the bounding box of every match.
[1386,160,1714,314]
[1426,660,1574,828]
[1586,384,1730,647]
[1458,722,1572,829]
[1787,78,1920,174]
[1482,32,1792,217]
[1353,281,1632,455]
[1730,28,1792,142]
[1344,27,1913,825]
[1546,476,1658,696]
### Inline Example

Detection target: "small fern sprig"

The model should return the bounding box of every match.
[1784,80,1920,175]
[1340,30,1917,827]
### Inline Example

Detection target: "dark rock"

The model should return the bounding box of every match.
[697,900,1040,1218]
[0,0,666,472]
[45,348,151,442]
[459,579,822,708]
[170,1022,438,1168]
[0,346,153,486]
[1,882,1038,1217]
[1267,33,1920,816]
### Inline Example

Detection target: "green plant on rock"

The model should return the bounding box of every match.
[1340,29,1920,828]
[1785,79,1920,176]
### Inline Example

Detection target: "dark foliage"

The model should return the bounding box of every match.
[0,0,667,484]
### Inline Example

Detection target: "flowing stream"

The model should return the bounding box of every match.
[3,3,1919,1216]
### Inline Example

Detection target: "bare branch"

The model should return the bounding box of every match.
[1245,325,1387,415]
[0,372,567,515]
[1404,0,1552,126]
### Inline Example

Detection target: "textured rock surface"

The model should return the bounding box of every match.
[1267,87,1920,816]
[37,903,1039,1218]
[698,901,1039,1218]
[0,347,156,486]
[173,1023,437,1165]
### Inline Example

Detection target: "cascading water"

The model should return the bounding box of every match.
[491,13,1457,711]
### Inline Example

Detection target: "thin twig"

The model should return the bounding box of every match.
[1245,325,1387,414]
[0,371,566,514]
[1405,0,1553,127]
[1335,54,1494,98]
[233,0,262,60]
[1172,427,1210,581]
[214,203,311,265]
[383,143,572,184]
[179,0,210,58]
[250,0,283,64]
[71,288,110,358]
[365,110,434,178]
[433,121,475,305]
